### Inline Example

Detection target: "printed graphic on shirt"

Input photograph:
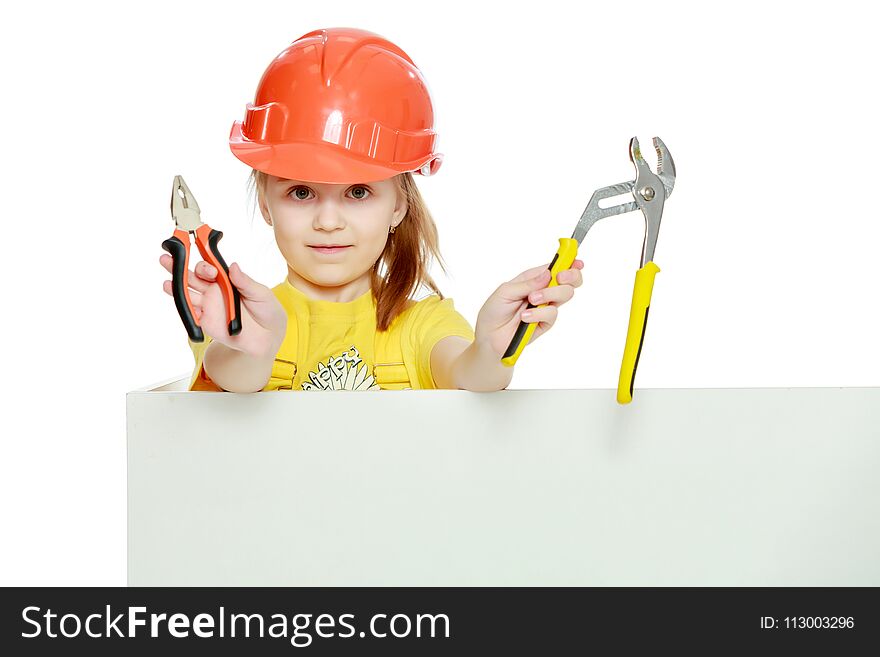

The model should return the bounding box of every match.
[301,345,381,391]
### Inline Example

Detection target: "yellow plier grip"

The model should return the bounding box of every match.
[617,261,660,404]
[501,238,579,367]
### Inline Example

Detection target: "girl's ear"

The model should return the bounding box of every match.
[392,186,408,227]
[258,196,273,226]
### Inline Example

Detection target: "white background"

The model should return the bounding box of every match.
[1,0,877,585]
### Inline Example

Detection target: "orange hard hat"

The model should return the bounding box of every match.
[229,27,444,184]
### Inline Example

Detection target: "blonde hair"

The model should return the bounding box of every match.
[248,170,447,331]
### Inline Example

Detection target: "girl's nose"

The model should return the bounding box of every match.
[313,202,346,231]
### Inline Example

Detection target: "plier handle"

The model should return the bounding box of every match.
[501,137,676,404]
[618,137,675,404]
[162,175,242,343]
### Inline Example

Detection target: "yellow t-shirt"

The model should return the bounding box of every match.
[188,280,475,391]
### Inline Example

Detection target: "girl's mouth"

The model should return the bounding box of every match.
[309,245,351,255]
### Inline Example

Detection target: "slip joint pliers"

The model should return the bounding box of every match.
[501,136,676,404]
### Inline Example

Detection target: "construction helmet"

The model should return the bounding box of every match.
[229,27,444,184]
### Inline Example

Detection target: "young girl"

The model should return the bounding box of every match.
[159,27,583,393]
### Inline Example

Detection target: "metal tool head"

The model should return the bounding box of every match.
[630,136,675,199]
[629,136,675,265]
[170,175,203,231]
[569,136,676,258]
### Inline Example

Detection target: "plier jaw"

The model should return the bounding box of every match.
[170,174,203,232]
[162,175,242,343]
[630,136,675,266]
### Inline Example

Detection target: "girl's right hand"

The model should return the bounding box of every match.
[160,255,287,358]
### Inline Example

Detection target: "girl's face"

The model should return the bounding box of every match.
[259,175,407,301]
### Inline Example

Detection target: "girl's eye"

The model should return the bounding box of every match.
[288,186,371,200]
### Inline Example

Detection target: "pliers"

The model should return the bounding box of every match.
[163,175,242,343]
[501,136,676,404]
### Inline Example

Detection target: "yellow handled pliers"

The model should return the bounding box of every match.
[501,136,676,405]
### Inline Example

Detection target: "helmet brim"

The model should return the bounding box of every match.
[229,121,442,184]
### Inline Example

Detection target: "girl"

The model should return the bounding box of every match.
[159,27,583,393]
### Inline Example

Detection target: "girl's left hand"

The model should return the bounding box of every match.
[474,259,585,357]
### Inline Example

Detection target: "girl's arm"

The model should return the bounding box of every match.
[433,260,584,391]
[433,336,513,391]
[203,341,279,393]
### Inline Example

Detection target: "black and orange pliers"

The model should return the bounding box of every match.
[162,175,242,343]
